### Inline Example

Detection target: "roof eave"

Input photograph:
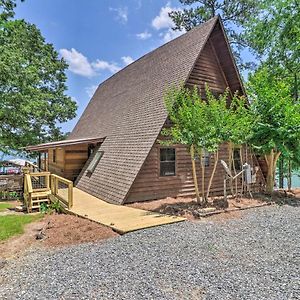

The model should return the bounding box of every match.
[26,137,105,152]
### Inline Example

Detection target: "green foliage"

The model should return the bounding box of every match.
[225,94,253,146]
[163,85,204,149]
[244,0,300,100]
[245,0,299,69]
[0,213,42,240]
[163,85,252,153]
[247,66,300,156]
[40,200,63,214]
[169,0,264,69]
[39,202,48,214]
[0,1,77,154]
[49,200,63,214]
[0,0,22,22]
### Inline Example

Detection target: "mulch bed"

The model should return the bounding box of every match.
[40,214,119,247]
[0,214,119,259]
[128,189,300,220]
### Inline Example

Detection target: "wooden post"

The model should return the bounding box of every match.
[68,182,73,209]
[38,152,42,171]
[55,177,58,195]
[224,176,227,202]
[44,152,48,171]
[190,144,201,204]
[45,173,50,190]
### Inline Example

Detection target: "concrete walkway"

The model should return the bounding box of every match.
[67,188,185,234]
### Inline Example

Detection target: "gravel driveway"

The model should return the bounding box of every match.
[0,204,299,300]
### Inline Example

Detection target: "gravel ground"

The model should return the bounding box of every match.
[0,204,299,300]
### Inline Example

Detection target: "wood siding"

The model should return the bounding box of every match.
[186,40,227,96]
[48,144,89,181]
[126,142,265,203]
[48,147,65,177]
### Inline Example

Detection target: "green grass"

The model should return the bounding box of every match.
[0,214,42,241]
[0,202,13,212]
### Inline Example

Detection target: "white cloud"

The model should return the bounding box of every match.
[136,31,152,40]
[152,3,176,30]
[92,60,121,73]
[60,48,135,77]
[59,48,96,77]
[85,85,98,98]
[121,56,134,65]
[152,3,184,43]
[162,28,184,43]
[109,6,128,24]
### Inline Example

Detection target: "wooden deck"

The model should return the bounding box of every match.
[67,188,185,234]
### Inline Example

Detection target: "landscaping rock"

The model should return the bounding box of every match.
[0,259,7,269]
[0,205,299,299]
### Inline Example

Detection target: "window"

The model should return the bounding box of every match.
[86,150,104,174]
[53,149,56,163]
[232,148,242,171]
[160,148,176,176]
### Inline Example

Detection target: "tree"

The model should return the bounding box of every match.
[200,87,230,200]
[247,66,300,193]
[163,85,242,203]
[244,0,300,188]
[0,0,21,22]
[169,0,264,69]
[163,86,204,203]
[0,1,77,154]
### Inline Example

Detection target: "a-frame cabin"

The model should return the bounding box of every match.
[27,16,265,204]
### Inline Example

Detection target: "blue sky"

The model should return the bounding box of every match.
[15,0,186,133]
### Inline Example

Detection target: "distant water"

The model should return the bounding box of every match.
[282,174,300,189]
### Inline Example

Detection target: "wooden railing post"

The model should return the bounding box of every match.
[68,182,73,209]
[45,173,50,190]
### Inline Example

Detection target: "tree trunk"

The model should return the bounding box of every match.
[240,147,244,195]
[198,148,206,204]
[265,150,281,193]
[190,144,201,204]
[278,156,284,189]
[227,142,234,195]
[232,149,238,197]
[287,159,292,191]
[206,148,219,200]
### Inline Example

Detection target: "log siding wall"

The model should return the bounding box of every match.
[126,142,264,203]
[48,144,89,181]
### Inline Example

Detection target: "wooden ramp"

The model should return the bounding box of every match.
[67,188,185,234]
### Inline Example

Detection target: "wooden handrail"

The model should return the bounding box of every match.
[50,174,73,209]
[50,173,72,184]
[29,171,51,177]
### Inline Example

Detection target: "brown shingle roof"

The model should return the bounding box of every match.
[70,17,219,204]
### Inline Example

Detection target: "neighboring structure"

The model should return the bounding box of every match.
[26,16,265,204]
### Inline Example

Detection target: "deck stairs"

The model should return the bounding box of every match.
[23,171,73,212]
